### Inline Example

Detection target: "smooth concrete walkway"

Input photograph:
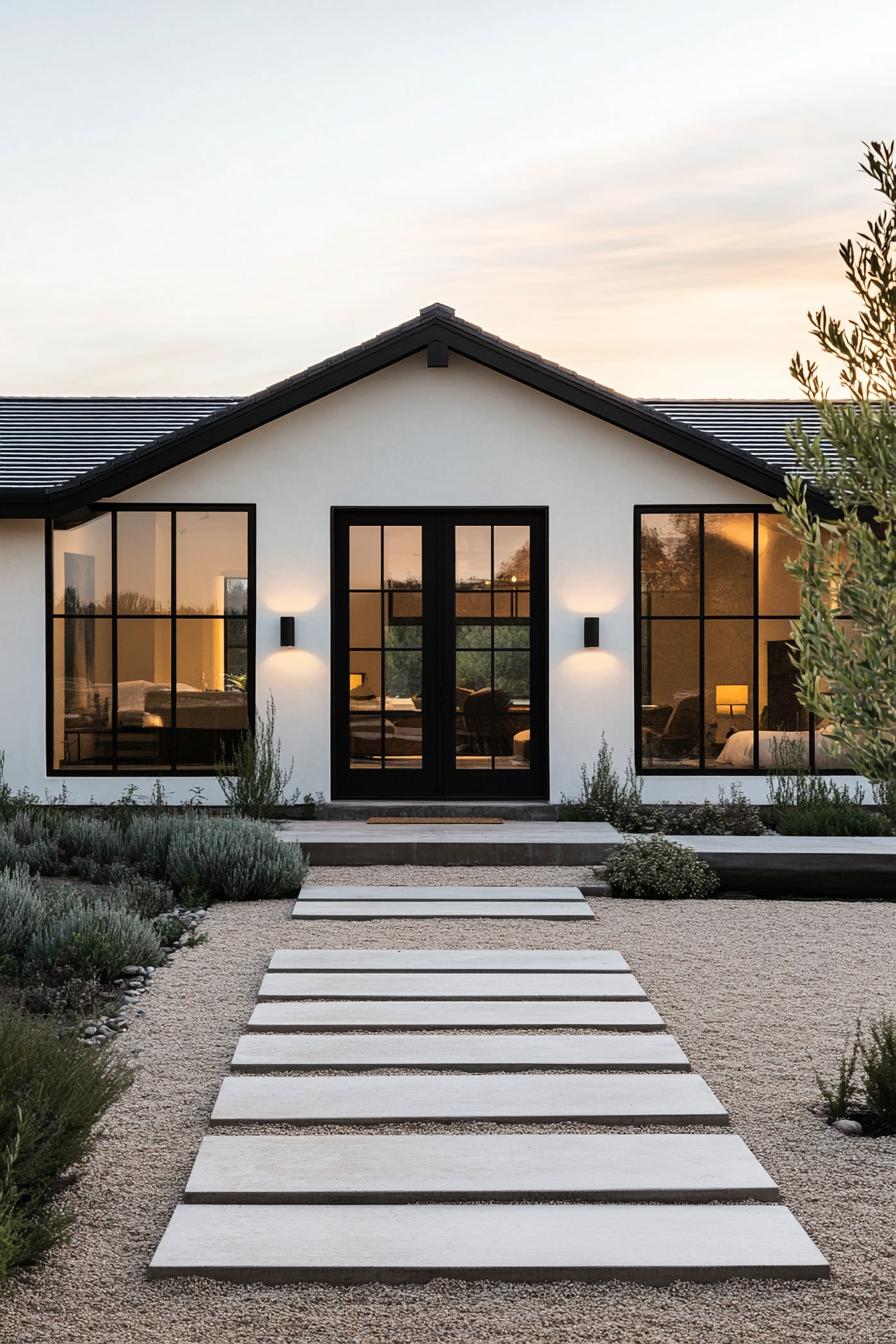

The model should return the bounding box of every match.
[149,1202,829,1282]
[182,1133,776,1202]
[256,971,645,1001]
[230,1032,689,1072]
[280,820,619,866]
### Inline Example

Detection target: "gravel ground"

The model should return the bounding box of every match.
[1,866,895,1344]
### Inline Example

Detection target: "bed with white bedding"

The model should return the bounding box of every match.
[715,728,849,769]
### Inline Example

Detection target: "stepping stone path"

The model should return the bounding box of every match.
[230,1032,690,1071]
[292,899,593,919]
[183,1133,778,1201]
[256,970,645,1000]
[150,884,829,1284]
[247,999,666,1031]
[210,1072,730,1125]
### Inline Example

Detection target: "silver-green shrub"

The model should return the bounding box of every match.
[25,899,162,979]
[602,835,719,899]
[0,866,44,966]
[166,818,308,901]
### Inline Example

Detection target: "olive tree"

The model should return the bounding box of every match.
[779,141,896,813]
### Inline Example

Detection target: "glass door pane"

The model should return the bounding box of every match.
[347,523,423,772]
[454,522,531,773]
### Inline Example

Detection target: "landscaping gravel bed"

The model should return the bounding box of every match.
[1,866,894,1344]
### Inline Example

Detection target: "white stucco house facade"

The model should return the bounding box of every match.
[0,304,849,806]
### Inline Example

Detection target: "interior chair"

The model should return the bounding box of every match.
[462,687,514,756]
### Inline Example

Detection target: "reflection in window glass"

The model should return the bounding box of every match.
[704,514,753,616]
[117,512,171,614]
[639,514,699,616]
[53,512,112,615]
[758,515,801,615]
[383,526,422,588]
[640,620,700,767]
[704,620,754,768]
[349,526,381,589]
[50,509,252,772]
[493,525,530,586]
[53,618,113,770]
[455,526,491,588]
[175,512,248,614]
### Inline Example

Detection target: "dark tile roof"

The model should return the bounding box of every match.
[644,401,830,479]
[0,308,831,508]
[0,397,239,488]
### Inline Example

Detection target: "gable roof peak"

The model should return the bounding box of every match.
[418,302,456,319]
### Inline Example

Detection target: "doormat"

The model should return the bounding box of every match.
[366,816,505,825]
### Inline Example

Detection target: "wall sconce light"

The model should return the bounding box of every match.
[279,616,296,647]
[583,617,600,648]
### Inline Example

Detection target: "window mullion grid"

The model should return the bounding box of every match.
[752,512,759,773]
[170,510,177,772]
[111,510,119,772]
[379,527,385,771]
[698,511,705,771]
[490,526,496,771]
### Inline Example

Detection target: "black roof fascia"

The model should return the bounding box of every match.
[0,310,830,517]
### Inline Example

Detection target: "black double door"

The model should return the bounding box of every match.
[331,508,547,800]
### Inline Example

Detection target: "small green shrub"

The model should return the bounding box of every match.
[166,817,309,901]
[25,900,162,981]
[0,867,44,968]
[110,875,175,921]
[603,834,719,900]
[123,812,201,879]
[767,742,893,836]
[815,1027,861,1120]
[216,695,297,819]
[559,736,644,828]
[57,817,128,868]
[0,1005,131,1277]
[652,784,765,836]
[862,1012,896,1133]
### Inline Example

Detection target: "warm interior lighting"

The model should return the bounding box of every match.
[349,673,366,690]
[715,683,748,715]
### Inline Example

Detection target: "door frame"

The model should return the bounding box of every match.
[330,506,549,801]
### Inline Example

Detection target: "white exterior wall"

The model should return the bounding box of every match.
[0,354,816,804]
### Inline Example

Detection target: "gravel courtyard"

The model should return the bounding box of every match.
[1,866,894,1344]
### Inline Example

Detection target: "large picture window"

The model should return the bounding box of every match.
[637,507,852,774]
[48,506,254,774]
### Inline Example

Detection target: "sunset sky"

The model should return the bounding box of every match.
[1,0,893,397]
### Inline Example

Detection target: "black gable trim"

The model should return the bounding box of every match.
[0,306,829,516]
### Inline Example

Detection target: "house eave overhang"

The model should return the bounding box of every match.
[0,308,831,517]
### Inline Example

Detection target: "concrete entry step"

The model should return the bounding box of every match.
[183,1133,776,1202]
[298,892,585,903]
[267,949,630,973]
[291,900,593,919]
[148,1202,829,1283]
[210,1072,728,1125]
[318,801,561,821]
[247,999,665,1032]
[231,1032,690,1072]
[256,971,645,1002]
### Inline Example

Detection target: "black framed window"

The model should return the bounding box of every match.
[48,505,255,775]
[636,506,853,775]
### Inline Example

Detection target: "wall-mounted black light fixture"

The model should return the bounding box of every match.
[583,617,600,648]
[280,616,296,648]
